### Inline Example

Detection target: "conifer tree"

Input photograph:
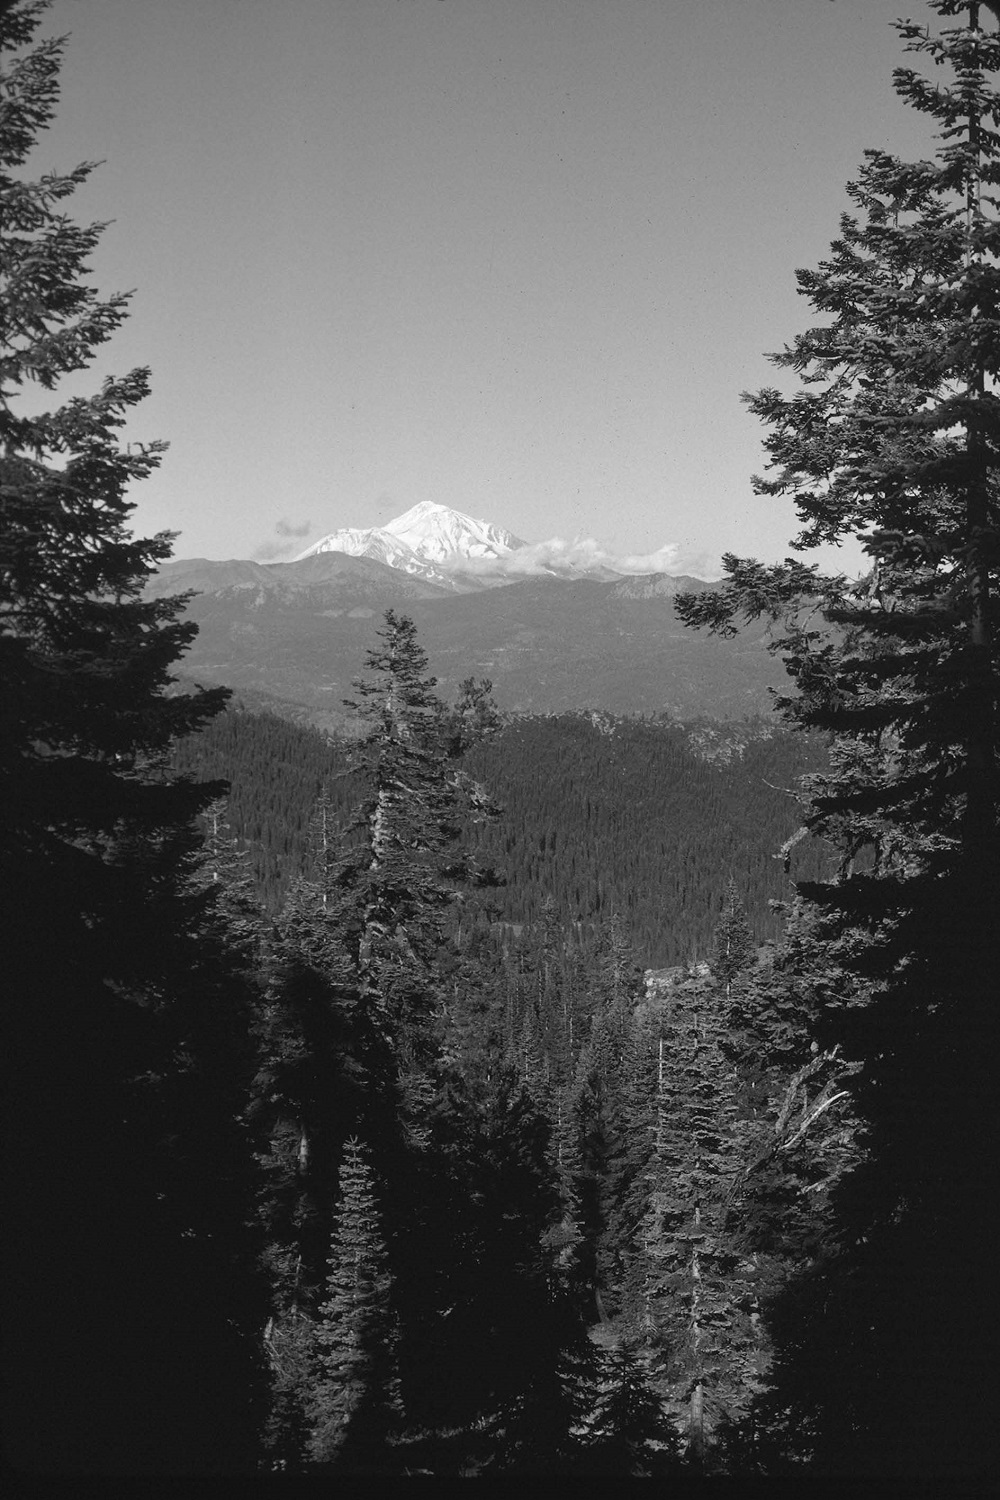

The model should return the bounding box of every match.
[337,611,471,1068]
[588,1344,679,1477]
[255,620,513,1466]
[0,0,226,882]
[307,1138,401,1472]
[252,795,400,1467]
[677,1,1000,1473]
[545,1078,585,1262]
[629,973,761,1463]
[195,795,267,951]
[1,2,265,1473]
[494,1333,599,1476]
[439,674,504,758]
[250,914,368,1330]
[599,998,663,1318]
[710,879,756,1001]
[565,921,647,1319]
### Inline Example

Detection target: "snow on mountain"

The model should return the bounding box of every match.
[295,502,525,585]
[383,501,524,564]
[295,524,423,572]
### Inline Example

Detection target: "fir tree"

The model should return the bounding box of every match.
[598,998,663,1320]
[338,611,466,1065]
[1,2,265,1473]
[676,1,1000,1473]
[630,973,760,1463]
[306,1138,401,1472]
[194,794,268,952]
[494,1336,599,1476]
[439,674,504,758]
[587,1344,679,1477]
[710,879,756,1000]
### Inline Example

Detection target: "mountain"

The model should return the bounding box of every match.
[151,501,793,726]
[153,550,788,730]
[382,500,525,563]
[295,524,428,574]
[146,549,456,602]
[294,501,525,587]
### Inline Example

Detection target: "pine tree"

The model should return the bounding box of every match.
[676,1,1000,1473]
[337,611,464,1063]
[252,796,400,1468]
[195,794,267,951]
[0,0,226,881]
[439,674,504,758]
[494,1334,599,1476]
[629,972,761,1464]
[599,998,662,1320]
[588,1344,679,1477]
[306,1139,401,1472]
[1,2,264,1473]
[564,919,647,1320]
[254,621,515,1466]
[710,879,756,1001]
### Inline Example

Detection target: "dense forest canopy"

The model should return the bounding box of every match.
[172,704,831,963]
[3,0,998,1479]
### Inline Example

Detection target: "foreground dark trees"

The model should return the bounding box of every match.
[1,1,266,1472]
[678,1,1000,1475]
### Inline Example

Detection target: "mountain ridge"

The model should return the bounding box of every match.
[152,556,783,732]
[150,503,785,728]
[294,500,526,586]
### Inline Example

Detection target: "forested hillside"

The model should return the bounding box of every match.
[171,707,352,910]
[171,705,829,964]
[464,713,829,962]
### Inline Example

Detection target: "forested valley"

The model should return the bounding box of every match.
[4,0,999,1480]
[170,701,829,962]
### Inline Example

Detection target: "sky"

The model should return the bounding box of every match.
[32,0,942,579]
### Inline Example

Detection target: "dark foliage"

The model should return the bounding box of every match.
[677,2,1000,1475]
[1,1,266,1473]
[171,704,355,910]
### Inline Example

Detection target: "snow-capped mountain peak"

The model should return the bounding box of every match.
[382,501,524,564]
[294,524,422,573]
[295,502,525,580]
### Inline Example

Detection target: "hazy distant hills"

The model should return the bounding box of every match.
[154,549,790,729]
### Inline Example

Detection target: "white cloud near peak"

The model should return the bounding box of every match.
[438,535,720,580]
[252,516,314,561]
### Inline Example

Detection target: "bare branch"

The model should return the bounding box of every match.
[779,1091,851,1153]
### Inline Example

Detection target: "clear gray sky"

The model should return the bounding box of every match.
[36,0,939,576]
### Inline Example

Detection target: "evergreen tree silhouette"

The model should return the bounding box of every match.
[1,2,264,1473]
[307,1139,401,1472]
[677,1,1000,1474]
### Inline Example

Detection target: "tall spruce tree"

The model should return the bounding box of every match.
[306,1138,401,1472]
[0,0,265,1473]
[337,611,466,1062]
[252,801,395,1469]
[626,972,762,1465]
[710,879,756,1001]
[587,1344,679,1477]
[677,1,1000,1474]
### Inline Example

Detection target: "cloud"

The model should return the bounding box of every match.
[253,517,313,560]
[438,535,721,581]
